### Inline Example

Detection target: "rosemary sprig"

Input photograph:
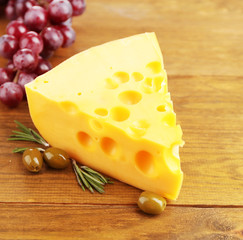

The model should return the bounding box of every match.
[72,159,113,194]
[81,166,113,184]
[13,147,45,153]
[8,120,113,194]
[8,120,49,147]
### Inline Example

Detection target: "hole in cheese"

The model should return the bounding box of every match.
[162,112,176,126]
[113,71,129,83]
[140,77,153,94]
[95,108,108,117]
[100,137,119,157]
[77,132,93,147]
[105,78,118,89]
[144,77,152,87]
[163,144,180,172]
[128,120,150,138]
[141,76,164,93]
[157,105,166,112]
[132,72,144,82]
[135,151,155,175]
[60,101,79,114]
[118,90,142,105]
[133,120,150,129]
[110,106,130,122]
[153,76,163,92]
[77,92,82,96]
[160,81,167,94]
[146,61,162,74]
[90,119,103,131]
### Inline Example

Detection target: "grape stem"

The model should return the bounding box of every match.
[37,0,49,8]
[13,70,20,84]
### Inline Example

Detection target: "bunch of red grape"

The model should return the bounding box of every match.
[0,0,85,107]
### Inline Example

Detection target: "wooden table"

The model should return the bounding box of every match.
[1,0,243,239]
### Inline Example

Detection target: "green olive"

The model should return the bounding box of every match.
[137,191,167,215]
[43,147,70,169]
[22,148,43,173]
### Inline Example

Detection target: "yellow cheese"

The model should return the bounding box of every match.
[26,33,184,200]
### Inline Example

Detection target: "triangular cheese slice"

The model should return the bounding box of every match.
[26,33,184,200]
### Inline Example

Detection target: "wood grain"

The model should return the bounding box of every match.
[57,0,243,76]
[0,204,243,240]
[0,0,243,239]
[0,75,242,205]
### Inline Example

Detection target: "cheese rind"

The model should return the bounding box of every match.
[26,33,184,200]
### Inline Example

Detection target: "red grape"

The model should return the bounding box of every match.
[24,6,48,32]
[0,34,19,59]
[0,0,84,108]
[6,60,16,71]
[17,72,36,94]
[16,16,24,22]
[15,0,28,16]
[70,0,86,16]
[48,0,73,24]
[42,26,64,50]
[57,25,76,47]
[40,48,54,59]
[15,0,36,17]
[0,68,12,85]
[5,60,17,80]
[13,48,38,72]
[0,82,23,107]
[35,57,52,75]
[19,31,43,54]
[61,18,72,26]
[5,0,17,20]
[6,20,28,39]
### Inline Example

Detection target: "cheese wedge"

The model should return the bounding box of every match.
[26,33,184,200]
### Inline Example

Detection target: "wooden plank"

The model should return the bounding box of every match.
[0,204,243,240]
[0,0,243,237]
[170,76,243,206]
[1,0,243,77]
[0,0,243,207]
[0,76,242,205]
[78,0,243,77]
